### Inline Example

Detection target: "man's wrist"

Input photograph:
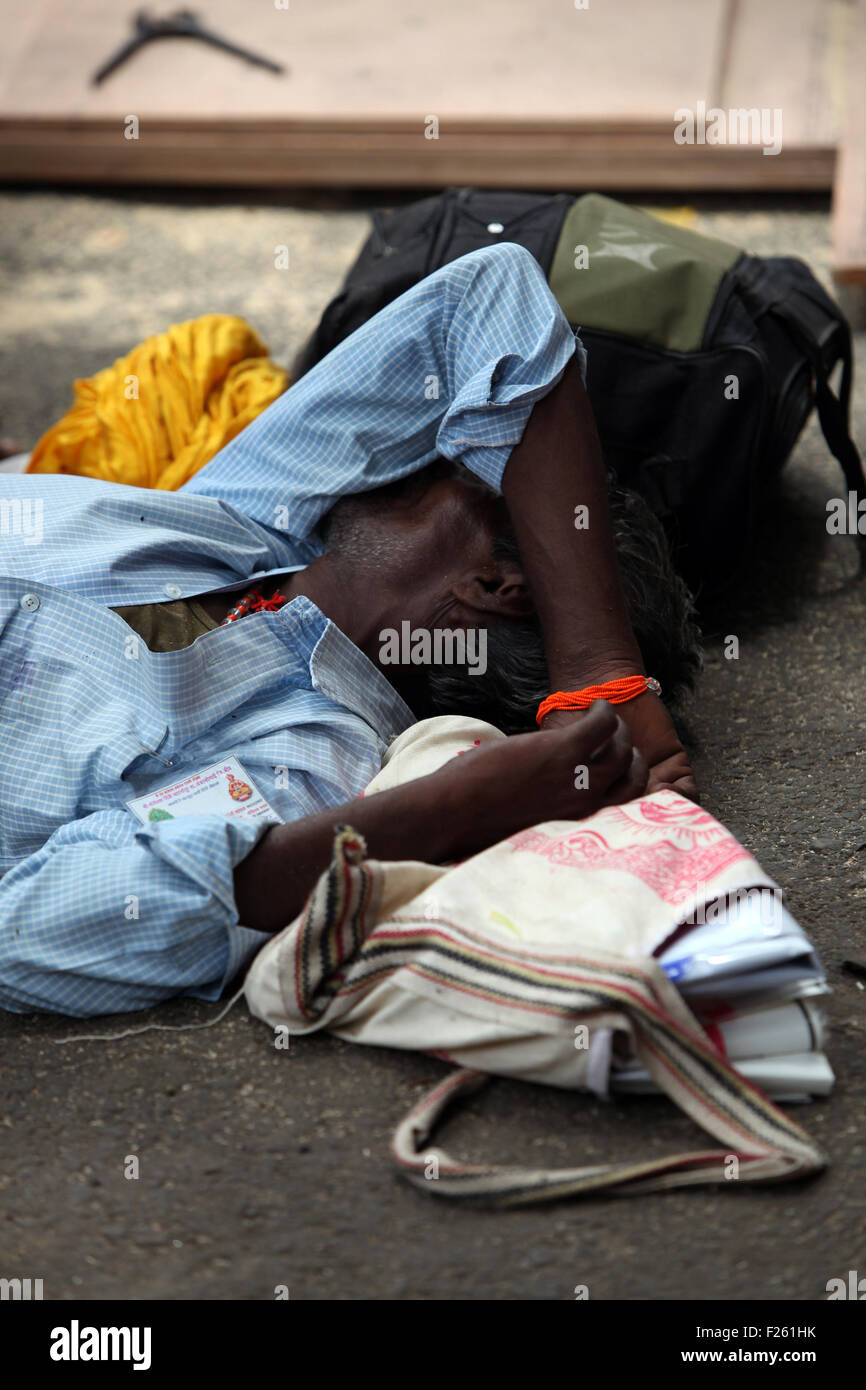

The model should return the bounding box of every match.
[544,653,646,695]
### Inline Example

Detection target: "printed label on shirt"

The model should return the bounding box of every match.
[126,756,282,827]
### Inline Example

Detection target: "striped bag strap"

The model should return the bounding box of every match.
[390,1058,824,1207]
[388,974,826,1205]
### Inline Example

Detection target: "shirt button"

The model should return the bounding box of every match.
[164,584,182,599]
[20,593,40,612]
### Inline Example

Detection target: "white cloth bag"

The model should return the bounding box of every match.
[244,717,825,1204]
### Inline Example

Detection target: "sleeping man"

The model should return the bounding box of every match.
[0,242,699,1017]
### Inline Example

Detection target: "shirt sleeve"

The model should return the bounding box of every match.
[180,242,583,538]
[0,809,271,1017]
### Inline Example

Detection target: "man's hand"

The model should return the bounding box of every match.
[541,690,698,802]
[429,700,648,859]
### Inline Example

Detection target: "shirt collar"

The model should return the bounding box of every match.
[285,595,416,742]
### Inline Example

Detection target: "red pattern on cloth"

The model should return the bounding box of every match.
[506,797,752,906]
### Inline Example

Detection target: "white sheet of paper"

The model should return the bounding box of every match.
[660,892,816,982]
[127,756,282,827]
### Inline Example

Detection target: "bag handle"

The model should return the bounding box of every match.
[390,992,826,1206]
[770,304,866,566]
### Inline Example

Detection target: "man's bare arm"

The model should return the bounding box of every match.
[501,356,698,799]
[234,703,645,933]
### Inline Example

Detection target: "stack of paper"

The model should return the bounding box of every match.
[611,888,833,1102]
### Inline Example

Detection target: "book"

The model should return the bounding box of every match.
[610,888,834,1101]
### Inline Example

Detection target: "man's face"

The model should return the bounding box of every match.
[321,471,534,701]
[344,475,530,632]
[320,470,551,723]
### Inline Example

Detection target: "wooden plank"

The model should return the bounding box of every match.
[0,117,835,190]
[0,0,839,189]
[832,0,866,283]
[0,0,728,120]
[721,0,849,148]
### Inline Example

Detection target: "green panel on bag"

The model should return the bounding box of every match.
[549,194,741,355]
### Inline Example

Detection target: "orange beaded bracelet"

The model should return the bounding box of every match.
[536,675,661,725]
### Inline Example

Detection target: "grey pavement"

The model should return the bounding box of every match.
[0,189,864,1301]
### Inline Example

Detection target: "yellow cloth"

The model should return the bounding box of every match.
[640,205,698,229]
[27,314,289,490]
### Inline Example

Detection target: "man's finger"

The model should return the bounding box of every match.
[646,771,701,804]
[558,698,618,753]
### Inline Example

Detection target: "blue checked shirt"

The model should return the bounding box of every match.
[0,242,582,1016]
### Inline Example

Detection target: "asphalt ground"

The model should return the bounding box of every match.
[0,188,864,1301]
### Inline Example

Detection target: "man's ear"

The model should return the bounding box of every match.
[450,566,534,619]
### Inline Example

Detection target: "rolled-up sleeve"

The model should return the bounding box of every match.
[182,241,583,533]
[0,810,271,1017]
[433,243,585,489]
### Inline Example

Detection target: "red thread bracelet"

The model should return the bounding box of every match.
[536,675,661,725]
